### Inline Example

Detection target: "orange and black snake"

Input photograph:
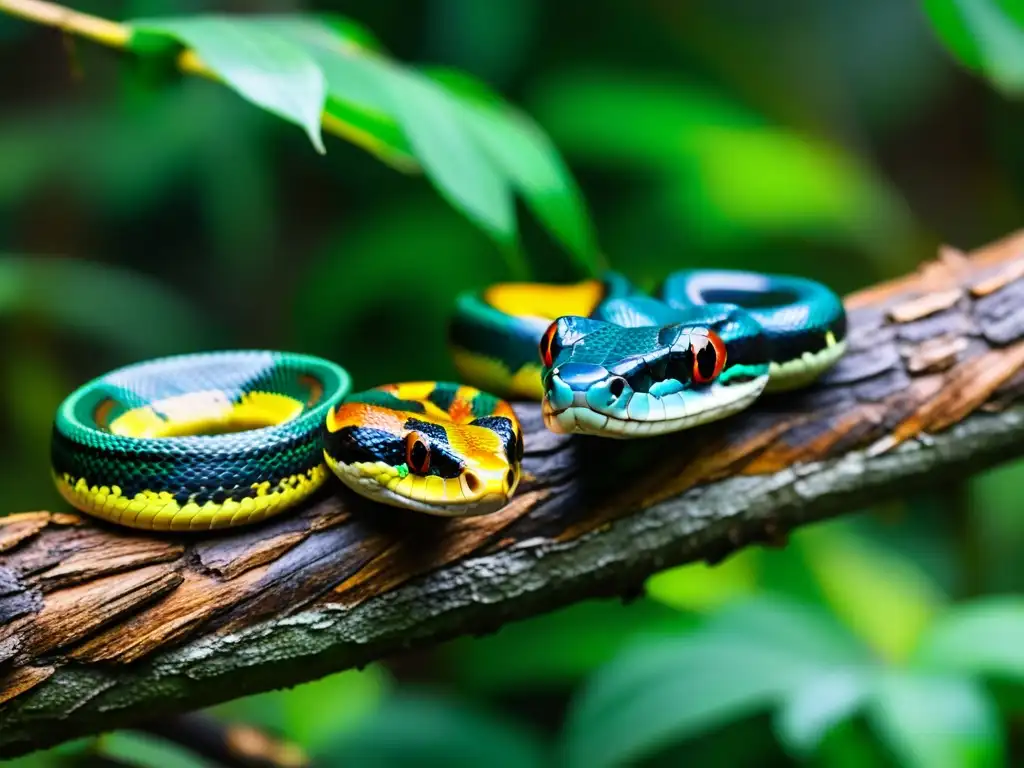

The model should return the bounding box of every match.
[51,269,845,530]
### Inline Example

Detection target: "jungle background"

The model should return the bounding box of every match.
[2,0,1024,766]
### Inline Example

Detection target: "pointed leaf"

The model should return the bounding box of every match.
[237,16,415,167]
[377,66,516,245]
[295,45,416,170]
[798,525,946,662]
[922,0,1024,94]
[912,596,1024,681]
[775,669,873,757]
[868,673,1003,768]
[128,16,328,153]
[427,67,599,274]
[559,613,834,768]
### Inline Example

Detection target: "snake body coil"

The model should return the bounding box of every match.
[51,350,351,531]
[449,268,847,438]
[51,268,846,530]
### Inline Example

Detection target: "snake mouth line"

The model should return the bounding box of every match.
[325,456,513,517]
[541,377,768,438]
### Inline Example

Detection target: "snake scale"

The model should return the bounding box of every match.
[51,269,846,531]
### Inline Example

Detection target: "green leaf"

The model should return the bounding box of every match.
[922,0,1024,94]
[316,690,545,768]
[797,525,946,662]
[122,14,592,270]
[280,12,385,54]
[775,669,873,757]
[240,16,417,168]
[559,602,842,768]
[867,673,1003,768]
[0,256,213,355]
[427,67,599,275]
[912,596,1024,681]
[128,16,328,153]
[377,65,516,247]
[295,46,417,170]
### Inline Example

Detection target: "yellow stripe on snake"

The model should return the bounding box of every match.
[51,268,845,530]
[51,352,523,530]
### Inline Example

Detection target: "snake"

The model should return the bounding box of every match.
[50,351,523,531]
[322,381,523,517]
[50,268,843,530]
[448,268,847,438]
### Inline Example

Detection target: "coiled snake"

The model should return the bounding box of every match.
[51,269,845,530]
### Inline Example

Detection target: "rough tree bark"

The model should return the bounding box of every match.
[4,230,1024,757]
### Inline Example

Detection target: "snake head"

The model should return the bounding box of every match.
[323,383,523,516]
[538,311,771,438]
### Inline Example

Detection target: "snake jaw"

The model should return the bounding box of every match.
[541,362,771,438]
[324,456,515,517]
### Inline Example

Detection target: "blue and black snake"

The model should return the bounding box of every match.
[51,269,846,529]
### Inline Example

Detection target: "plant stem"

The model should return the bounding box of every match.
[0,0,417,172]
[0,0,129,47]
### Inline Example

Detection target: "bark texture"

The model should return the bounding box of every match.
[4,231,1024,757]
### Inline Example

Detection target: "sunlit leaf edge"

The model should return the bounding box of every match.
[128,16,329,153]
[921,0,1024,95]
[123,13,597,276]
[424,65,601,275]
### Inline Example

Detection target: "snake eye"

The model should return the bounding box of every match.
[405,432,431,474]
[540,320,561,368]
[690,330,727,384]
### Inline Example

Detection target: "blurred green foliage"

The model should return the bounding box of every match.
[4,0,1024,766]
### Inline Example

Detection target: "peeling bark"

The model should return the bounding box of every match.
[4,231,1024,757]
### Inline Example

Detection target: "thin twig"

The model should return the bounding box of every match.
[0,0,418,171]
[0,0,128,47]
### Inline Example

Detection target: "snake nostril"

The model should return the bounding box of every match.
[464,472,480,493]
[506,469,516,489]
[609,377,626,399]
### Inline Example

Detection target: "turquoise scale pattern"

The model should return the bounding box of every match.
[51,350,351,505]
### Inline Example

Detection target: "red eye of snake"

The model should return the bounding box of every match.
[691,330,727,384]
[405,432,431,474]
[539,320,560,368]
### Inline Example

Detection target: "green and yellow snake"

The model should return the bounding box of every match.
[51,269,846,531]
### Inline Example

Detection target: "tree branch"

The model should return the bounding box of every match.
[4,231,1024,757]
